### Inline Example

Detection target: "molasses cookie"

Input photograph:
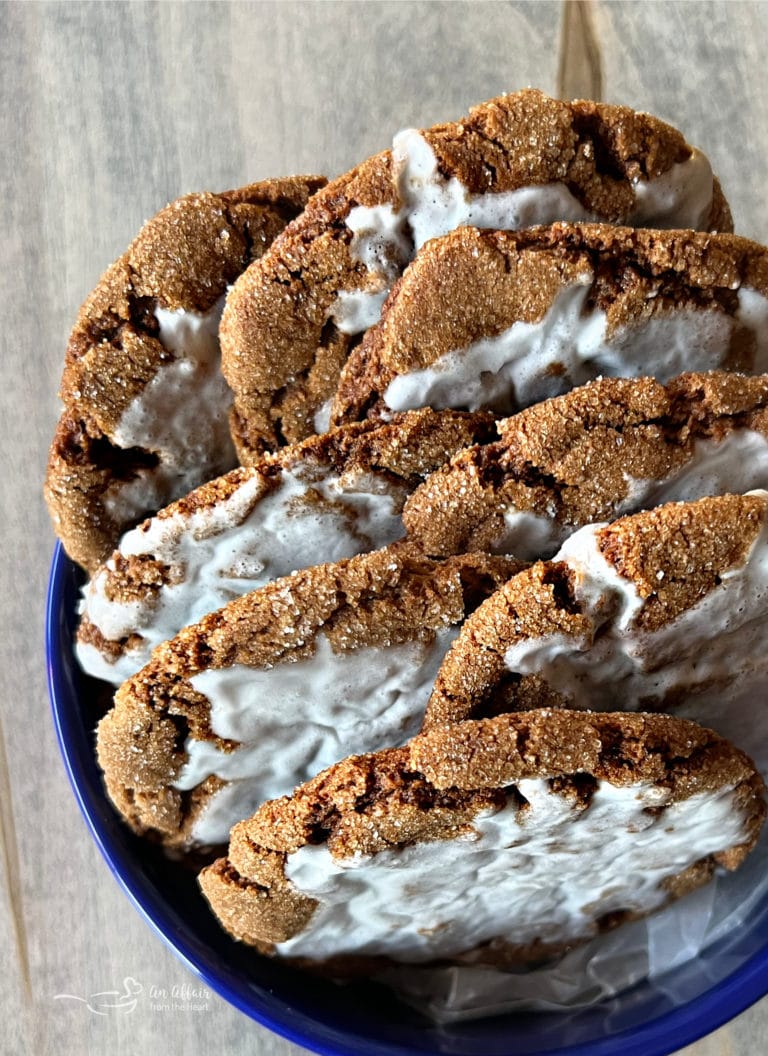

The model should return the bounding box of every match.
[199,711,764,968]
[221,91,731,458]
[425,493,768,736]
[404,372,768,560]
[46,175,325,571]
[332,223,768,426]
[96,542,521,850]
[78,409,495,684]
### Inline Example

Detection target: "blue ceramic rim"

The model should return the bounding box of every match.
[45,540,768,1056]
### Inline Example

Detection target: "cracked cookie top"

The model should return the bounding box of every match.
[96,541,521,850]
[45,175,326,572]
[77,408,496,685]
[331,223,768,426]
[403,372,768,560]
[220,90,731,458]
[198,711,764,970]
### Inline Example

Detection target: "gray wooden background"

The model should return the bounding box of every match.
[3,2,768,1054]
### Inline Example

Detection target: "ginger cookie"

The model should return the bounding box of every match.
[331,224,768,426]
[46,175,325,571]
[221,91,731,458]
[199,711,764,969]
[96,542,521,850]
[78,409,495,684]
[424,493,768,748]
[404,372,768,560]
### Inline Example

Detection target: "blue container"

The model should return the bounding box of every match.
[46,542,768,1055]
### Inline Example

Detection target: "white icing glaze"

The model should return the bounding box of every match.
[621,429,768,510]
[497,510,562,562]
[503,493,768,711]
[737,286,768,347]
[628,149,714,230]
[555,522,646,631]
[278,778,745,962]
[177,629,458,845]
[312,399,334,434]
[383,284,768,416]
[332,288,390,336]
[330,202,409,335]
[103,297,236,523]
[74,640,139,686]
[78,465,405,683]
[347,202,411,273]
[494,428,768,562]
[330,132,714,337]
[392,129,597,254]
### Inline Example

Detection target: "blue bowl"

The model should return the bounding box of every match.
[46,541,768,1055]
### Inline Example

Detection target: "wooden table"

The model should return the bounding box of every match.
[4,2,768,1053]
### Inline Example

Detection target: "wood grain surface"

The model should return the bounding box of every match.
[3,2,768,1054]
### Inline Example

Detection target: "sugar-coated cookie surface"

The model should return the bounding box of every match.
[404,372,768,560]
[199,711,764,969]
[425,492,768,730]
[221,90,732,458]
[77,408,495,685]
[45,175,326,572]
[331,224,768,426]
[96,542,521,850]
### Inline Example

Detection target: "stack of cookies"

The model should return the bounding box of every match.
[47,89,768,981]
